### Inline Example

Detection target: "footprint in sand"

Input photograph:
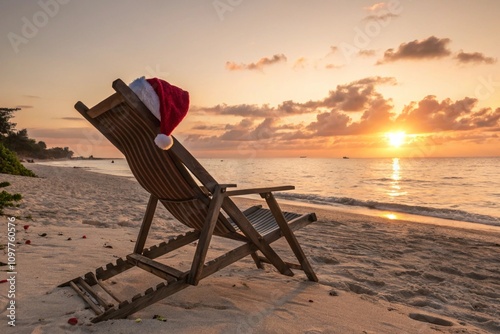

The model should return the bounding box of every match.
[409,298,442,310]
[347,283,377,296]
[311,255,340,265]
[465,272,489,280]
[422,273,445,282]
[409,313,453,326]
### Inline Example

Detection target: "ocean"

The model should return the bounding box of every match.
[37,157,500,228]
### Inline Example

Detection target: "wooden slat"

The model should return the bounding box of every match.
[127,253,183,281]
[242,205,263,216]
[142,231,200,258]
[87,93,125,118]
[69,281,103,315]
[95,258,134,281]
[96,279,122,304]
[78,278,111,310]
[91,280,190,323]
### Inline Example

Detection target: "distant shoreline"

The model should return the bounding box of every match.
[27,162,500,232]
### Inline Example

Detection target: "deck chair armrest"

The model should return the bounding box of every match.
[200,184,237,195]
[225,185,294,197]
[220,184,238,189]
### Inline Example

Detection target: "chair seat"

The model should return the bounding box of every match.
[229,207,302,236]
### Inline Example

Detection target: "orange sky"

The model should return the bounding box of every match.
[0,0,499,158]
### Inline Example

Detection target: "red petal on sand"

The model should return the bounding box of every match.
[68,317,78,325]
[23,225,30,230]
[82,235,87,239]
[25,240,31,245]
[0,279,7,283]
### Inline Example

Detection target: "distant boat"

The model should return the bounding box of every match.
[343,156,349,159]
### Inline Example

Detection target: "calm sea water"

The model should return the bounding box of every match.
[38,157,499,227]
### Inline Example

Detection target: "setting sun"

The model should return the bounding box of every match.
[386,131,406,148]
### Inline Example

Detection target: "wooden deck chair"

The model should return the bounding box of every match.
[59,79,318,323]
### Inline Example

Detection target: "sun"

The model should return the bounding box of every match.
[386,131,406,148]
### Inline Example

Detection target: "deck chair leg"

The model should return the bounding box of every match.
[222,198,294,277]
[188,186,225,286]
[263,193,318,282]
[250,252,264,269]
[134,195,158,254]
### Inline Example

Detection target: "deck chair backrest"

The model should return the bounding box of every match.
[75,80,234,235]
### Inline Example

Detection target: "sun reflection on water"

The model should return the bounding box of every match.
[388,158,406,197]
[385,213,398,220]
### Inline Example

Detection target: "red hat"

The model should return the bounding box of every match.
[129,77,189,150]
[146,78,189,150]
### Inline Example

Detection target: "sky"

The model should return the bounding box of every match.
[1,0,499,158]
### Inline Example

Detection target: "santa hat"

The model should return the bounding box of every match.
[129,77,189,150]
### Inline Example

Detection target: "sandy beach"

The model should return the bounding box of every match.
[1,164,499,334]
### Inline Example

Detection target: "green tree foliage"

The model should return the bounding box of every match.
[0,107,19,139]
[0,181,22,215]
[0,143,37,177]
[0,107,74,159]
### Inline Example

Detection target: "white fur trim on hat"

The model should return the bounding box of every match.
[129,77,161,120]
[154,134,173,150]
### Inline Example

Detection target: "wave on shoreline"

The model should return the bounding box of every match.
[275,192,500,227]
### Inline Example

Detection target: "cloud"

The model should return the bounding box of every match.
[377,36,452,64]
[219,118,256,141]
[364,12,398,22]
[362,2,400,23]
[197,104,276,117]
[22,95,41,99]
[307,81,396,136]
[225,54,287,71]
[197,77,397,118]
[320,76,396,111]
[192,77,397,145]
[363,3,387,11]
[395,96,500,132]
[306,110,352,136]
[455,51,496,65]
[191,124,226,131]
[325,63,343,70]
[293,57,307,69]
[327,46,339,56]
[15,105,34,109]
[358,49,377,57]
[184,77,499,155]
[276,100,320,115]
[191,117,299,144]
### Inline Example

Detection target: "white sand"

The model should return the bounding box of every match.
[1,164,499,333]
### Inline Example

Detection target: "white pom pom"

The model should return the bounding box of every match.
[154,134,173,150]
